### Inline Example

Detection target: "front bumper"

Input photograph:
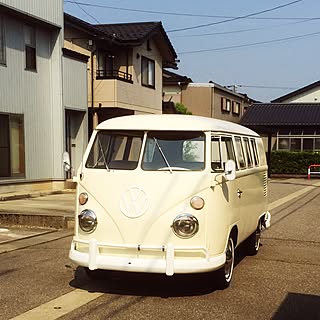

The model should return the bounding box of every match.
[69,238,226,276]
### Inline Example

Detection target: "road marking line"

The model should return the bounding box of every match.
[269,181,320,211]
[10,289,104,320]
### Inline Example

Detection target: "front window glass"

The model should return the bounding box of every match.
[86,131,143,170]
[142,131,205,171]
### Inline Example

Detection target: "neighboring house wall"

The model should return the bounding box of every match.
[62,52,88,176]
[181,83,245,123]
[276,87,320,103]
[0,0,63,26]
[64,37,163,115]
[163,84,182,104]
[0,1,80,193]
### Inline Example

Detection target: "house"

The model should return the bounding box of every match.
[64,13,178,131]
[162,70,252,123]
[0,1,88,193]
[240,81,320,175]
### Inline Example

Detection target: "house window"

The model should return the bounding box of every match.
[221,98,231,112]
[24,25,36,71]
[141,56,155,88]
[0,15,5,65]
[303,138,313,151]
[0,114,25,178]
[232,101,240,115]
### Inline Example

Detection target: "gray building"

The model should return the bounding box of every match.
[0,0,88,193]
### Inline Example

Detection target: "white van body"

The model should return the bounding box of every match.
[69,115,270,287]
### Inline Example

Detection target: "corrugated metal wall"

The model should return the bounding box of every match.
[63,56,88,111]
[0,9,64,181]
[0,0,63,27]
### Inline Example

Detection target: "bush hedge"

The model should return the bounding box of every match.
[270,151,320,174]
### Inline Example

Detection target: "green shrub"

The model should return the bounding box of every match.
[175,103,192,115]
[271,151,320,174]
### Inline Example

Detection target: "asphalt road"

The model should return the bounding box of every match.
[0,178,319,320]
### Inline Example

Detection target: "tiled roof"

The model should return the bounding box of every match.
[271,80,320,103]
[94,22,160,43]
[163,70,193,84]
[64,13,177,68]
[240,103,320,126]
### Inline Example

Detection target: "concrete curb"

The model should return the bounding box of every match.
[0,189,75,201]
[0,213,75,229]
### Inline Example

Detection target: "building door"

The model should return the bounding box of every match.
[0,114,10,177]
[65,110,86,179]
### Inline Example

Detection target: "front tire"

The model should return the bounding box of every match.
[215,236,235,289]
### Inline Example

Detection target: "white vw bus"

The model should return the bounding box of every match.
[69,114,270,288]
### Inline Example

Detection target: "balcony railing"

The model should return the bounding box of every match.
[96,69,133,83]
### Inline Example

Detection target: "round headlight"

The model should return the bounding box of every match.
[172,214,199,239]
[190,196,205,210]
[79,192,88,205]
[78,209,97,233]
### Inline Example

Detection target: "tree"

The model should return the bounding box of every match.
[175,103,192,115]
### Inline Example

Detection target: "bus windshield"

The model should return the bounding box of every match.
[142,131,205,171]
[85,130,205,171]
[85,130,144,170]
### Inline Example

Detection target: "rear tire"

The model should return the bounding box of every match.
[246,219,262,256]
[215,236,235,289]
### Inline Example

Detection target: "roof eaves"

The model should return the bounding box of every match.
[271,80,320,102]
[64,13,119,43]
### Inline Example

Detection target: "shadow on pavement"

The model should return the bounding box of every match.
[272,292,320,320]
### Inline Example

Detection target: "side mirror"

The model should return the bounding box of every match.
[63,151,71,172]
[224,160,236,181]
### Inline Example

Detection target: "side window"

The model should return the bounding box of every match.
[250,138,259,166]
[211,136,236,171]
[211,137,222,170]
[221,136,237,169]
[243,137,253,167]
[234,136,246,169]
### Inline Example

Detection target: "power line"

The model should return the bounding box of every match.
[69,0,100,23]
[167,0,303,32]
[172,19,314,38]
[178,30,320,54]
[64,1,315,21]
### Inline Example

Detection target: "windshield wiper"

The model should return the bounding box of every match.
[98,138,110,171]
[153,137,172,174]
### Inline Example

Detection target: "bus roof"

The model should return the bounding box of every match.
[95,114,259,137]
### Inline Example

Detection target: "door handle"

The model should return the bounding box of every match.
[237,189,243,198]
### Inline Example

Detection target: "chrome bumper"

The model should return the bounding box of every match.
[69,238,226,276]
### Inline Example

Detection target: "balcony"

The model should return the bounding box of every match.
[96,69,133,83]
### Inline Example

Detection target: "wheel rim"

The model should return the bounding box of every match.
[224,238,234,282]
[254,221,262,251]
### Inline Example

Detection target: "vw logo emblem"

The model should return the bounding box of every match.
[120,186,149,218]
